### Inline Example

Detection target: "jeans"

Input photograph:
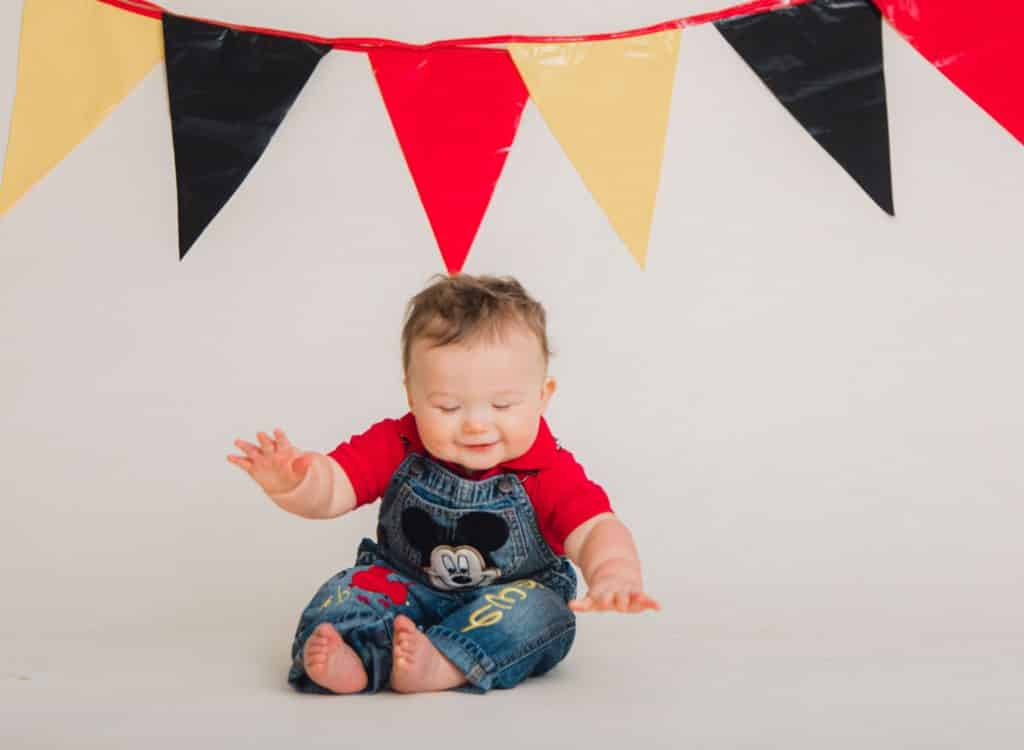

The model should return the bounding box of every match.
[288,547,577,694]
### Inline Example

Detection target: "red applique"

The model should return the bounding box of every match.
[350,565,410,606]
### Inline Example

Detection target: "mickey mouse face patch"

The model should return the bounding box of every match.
[401,507,510,590]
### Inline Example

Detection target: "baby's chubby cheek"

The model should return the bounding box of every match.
[421,431,457,462]
[438,444,461,463]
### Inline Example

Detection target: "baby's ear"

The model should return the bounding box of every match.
[540,376,557,411]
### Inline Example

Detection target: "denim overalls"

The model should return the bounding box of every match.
[288,447,578,694]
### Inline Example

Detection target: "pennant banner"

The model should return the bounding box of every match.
[0,0,163,215]
[715,0,894,215]
[509,30,682,269]
[871,0,1024,145]
[164,14,330,258]
[4,0,1018,267]
[368,47,529,274]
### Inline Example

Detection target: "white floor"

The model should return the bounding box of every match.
[3,606,1022,749]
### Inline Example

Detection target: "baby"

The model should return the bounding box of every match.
[228,274,659,694]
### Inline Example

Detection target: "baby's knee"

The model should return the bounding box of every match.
[459,579,574,637]
[303,563,415,619]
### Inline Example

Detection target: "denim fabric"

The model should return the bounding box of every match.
[289,453,577,694]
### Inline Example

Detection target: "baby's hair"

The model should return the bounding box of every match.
[401,273,551,375]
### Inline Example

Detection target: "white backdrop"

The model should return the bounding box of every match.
[1,1,1022,747]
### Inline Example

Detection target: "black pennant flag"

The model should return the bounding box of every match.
[163,15,331,258]
[715,0,894,214]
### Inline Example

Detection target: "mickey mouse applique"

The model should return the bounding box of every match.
[401,507,509,591]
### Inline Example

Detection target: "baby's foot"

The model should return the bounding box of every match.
[303,623,368,694]
[390,615,467,693]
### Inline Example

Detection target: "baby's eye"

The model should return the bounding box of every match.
[493,404,512,411]
[437,406,460,413]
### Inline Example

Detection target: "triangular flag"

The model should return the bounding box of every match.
[0,0,163,215]
[164,15,331,258]
[368,47,529,274]
[715,0,894,214]
[509,30,682,269]
[872,0,1024,145]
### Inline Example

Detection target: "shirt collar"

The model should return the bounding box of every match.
[397,413,558,474]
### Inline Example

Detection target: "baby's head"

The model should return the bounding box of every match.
[401,274,556,472]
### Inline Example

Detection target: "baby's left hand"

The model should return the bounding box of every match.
[569,574,661,614]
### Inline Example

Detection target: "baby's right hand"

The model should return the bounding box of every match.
[228,428,314,495]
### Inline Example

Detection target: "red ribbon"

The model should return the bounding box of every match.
[95,0,813,49]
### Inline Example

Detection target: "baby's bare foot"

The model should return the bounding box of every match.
[303,623,368,694]
[390,615,467,693]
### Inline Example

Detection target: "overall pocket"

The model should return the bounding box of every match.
[380,481,530,587]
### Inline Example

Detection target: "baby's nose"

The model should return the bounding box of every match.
[462,416,489,434]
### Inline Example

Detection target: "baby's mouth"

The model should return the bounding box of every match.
[462,441,497,451]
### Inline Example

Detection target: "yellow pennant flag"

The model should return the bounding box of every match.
[509,30,681,268]
[0,0,163,215]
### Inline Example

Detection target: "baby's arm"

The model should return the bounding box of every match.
[228,429,357,519]
[563,513,661,614]
[264,452,357,519]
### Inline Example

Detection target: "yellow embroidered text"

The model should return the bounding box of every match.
[319,586,351,610]
[461,580,540,633]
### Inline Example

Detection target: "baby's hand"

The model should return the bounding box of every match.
[569,569,661,614]
[227,428,313,495]
[569,589,660,614]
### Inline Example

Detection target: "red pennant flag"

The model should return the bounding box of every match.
[873,1,1024,144]
[368,47,529,273]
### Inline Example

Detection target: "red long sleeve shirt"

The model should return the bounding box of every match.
[328,413,612,555]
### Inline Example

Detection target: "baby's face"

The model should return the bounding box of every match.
[404,324,555,472]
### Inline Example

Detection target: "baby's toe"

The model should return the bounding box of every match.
[304,645,324,666]
[314,623,337,639]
